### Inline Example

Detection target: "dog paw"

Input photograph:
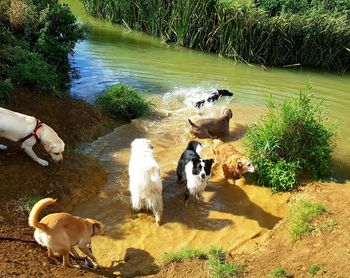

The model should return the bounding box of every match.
[37,159,49,166]
[0,144,7,150]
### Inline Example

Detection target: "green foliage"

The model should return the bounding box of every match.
[0,0,86,93]
[96,84,152,121]
[0,46,60,94]
[161,248,207,263]
[82,0,350,71]
[18,195,42,213]
[208,247,240,278]
[244,87,335,191]
[308,264,321,275]
[289,200,326,240]
[269,267,289,277]
[0,79,14,103]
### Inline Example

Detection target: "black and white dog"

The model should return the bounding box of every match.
[177,141,214,205]
[195,89,233,109]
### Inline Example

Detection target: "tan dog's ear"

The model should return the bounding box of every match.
[43,142,51,153]
[93,222,104,235]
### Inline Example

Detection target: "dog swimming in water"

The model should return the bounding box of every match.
[194,89,233,109]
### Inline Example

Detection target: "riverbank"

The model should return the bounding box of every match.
[0,88,125,277]
[81,0,350,71]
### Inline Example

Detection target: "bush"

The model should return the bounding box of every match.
[0,79,14,103]
[244,86,335,191]
[96,84,152,121]
[0,46,60,94]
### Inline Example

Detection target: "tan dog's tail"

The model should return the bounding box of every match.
[28,198,56,231]
[188,118,198,128]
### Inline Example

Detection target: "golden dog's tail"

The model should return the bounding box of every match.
[188,118,197,127]
[28,198,56,231]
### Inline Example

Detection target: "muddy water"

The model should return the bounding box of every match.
[62,0,350,273]
[74,97,290,273]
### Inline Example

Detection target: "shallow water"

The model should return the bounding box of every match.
[62,0,350,273]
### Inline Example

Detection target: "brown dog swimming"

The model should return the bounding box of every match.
[29,198,104,268]
[213,141,255,180]
[188,108,233,139]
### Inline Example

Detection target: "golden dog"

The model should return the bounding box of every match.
[0,107,64,166]
[29,198,104,268]
[213,141,255,181]
[188,108,232,139]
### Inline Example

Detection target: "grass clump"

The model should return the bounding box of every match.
[269,267,289,277]
[208,247,240,278]
[18,195,42,213]
[289,200,326,240]
[96,84,152,121]
[244,86,335,191]
[308,264,321,275]
[161,247,207,263]
[0,79,14,103]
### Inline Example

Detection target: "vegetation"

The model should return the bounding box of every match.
[0,79,13,103]
[18,195,42,213]
[244,86,335,191]
[161,247,241,277]
[207,247,240,278]
[269,267,289,277]
[96,84,152,121]
[161,247,207,262]
[308,264,321,275]
[82,0,350,71]
[0,0,85,97]
[289,200,326,240]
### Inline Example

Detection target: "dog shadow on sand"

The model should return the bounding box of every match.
[160,169,283,232]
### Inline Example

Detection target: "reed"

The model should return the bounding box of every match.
[82,0,350,71]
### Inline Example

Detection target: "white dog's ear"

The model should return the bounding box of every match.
[43,142,57,153]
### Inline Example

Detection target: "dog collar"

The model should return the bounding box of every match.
[19,119,43,144]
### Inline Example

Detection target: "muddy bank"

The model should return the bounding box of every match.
[0,89,124,277]
[155,182,350,278]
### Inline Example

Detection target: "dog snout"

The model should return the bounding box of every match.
[201,173,206,179]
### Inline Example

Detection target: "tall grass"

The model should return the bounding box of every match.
[82,0,350,71]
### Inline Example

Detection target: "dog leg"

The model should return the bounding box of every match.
[63,250,80,269]
[47,248,61,264]
[131,194,142,211]
[22,143,49,166]
[78,245,98,269]
[0,144,7,150]
[70,247,85,260]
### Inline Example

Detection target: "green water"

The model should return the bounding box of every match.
[64,0,350,179]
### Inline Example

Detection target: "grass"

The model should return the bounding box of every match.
[319,218,337,232]
[95,84,152,121]
[244,86,335,192]
[18,195,42,214]
[82,0,350,71]
[269,267,289,277]
[161,247,207,263]
[289,200,326,241]
[308,264,321,275]
[161,247,241,277]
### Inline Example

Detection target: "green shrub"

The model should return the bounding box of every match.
[0,46,60,94]
[161,248,207,263]
[0,79,14,102]
[96,84,152,121]
[289,200,326,240]
[269,267,289,277]
[308,264,321,275]
[244,86,335,191]
[208,247,240,278]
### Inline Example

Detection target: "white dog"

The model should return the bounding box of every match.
[128,138,163,224]
[0,107,64,166]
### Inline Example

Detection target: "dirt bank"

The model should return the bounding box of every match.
[155,182,350,278]
[0,89,124,277]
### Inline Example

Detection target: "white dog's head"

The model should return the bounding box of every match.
[131,138,153,152]
[44,138,65,163]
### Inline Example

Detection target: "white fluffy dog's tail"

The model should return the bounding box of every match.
[146,166,163,224]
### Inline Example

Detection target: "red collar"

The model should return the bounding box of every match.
[19,119,43,144]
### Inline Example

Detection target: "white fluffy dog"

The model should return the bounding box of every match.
[128,138,163,224]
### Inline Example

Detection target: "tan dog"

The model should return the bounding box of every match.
[29,198,104,268]
[213,141,255,180]
[0,107,64,166]
[188,108,233,139]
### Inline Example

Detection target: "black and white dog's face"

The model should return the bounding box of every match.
[191,158,214,182]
